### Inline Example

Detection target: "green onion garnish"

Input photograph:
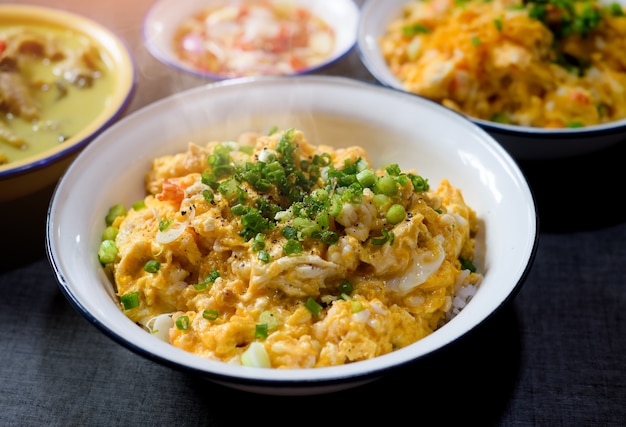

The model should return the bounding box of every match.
[258,311,279,331]
[460,258,477,272]
[305,297,322,316]
[101,226,118,241]
[258,250,270,263]
[386,204,406,225]
[402,23,430,37]
[241,342,271,368]
[194,270,220,290]
[105,204,127,226]
[255,324,268,339]
[283,239,303,255]
[143,260,161,273]
[120,291,139,310]
[175,315,190,330]
[98,240,118,264]
[158,218,173,231]
[202,309,218,320]
[338,280,354,295]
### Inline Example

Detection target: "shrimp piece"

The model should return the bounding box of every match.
[156,179,185,205]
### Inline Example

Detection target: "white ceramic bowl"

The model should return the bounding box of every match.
[143,0,360,79]
[46,76,538,395]
[0,5,136,202]
[357,0,626,160]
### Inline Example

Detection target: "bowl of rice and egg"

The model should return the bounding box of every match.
[46,75,538,395]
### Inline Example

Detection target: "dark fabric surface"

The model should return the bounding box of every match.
[1,0,625,424]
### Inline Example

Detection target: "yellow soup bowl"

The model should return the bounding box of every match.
[0,5,136,202]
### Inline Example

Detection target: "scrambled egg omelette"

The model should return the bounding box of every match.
[99,128,482,369]
[380,0,626,128]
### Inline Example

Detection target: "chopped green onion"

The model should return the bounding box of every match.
[195,270,220,289]
[231,204,247,216]
[396,174,408,187]
[281,226,298,239]
[371,231,389,246]
[338,280,354,295]
[293,217,319,238]
[193,281,209,291]
[408,174,429,192]
[251,233,265,251]
[351,300,363,313]
[339,293,351,301]
[98,240,118,264]
[258,250,270,263]
[202,189,215,203]
[491,113,512,124]
[375,175,398,196]
[203,309,218,320]
[371,229,395,246]
[460,258,477,272]
[101,226,118,242]
[255,323,268,339]
[305,297,322,316]
[356,169,376,188]
[321,231,339,245]
[218,178,239,201]
[494,17,503,31]
[566,121,584,128]
[239,145,254,155]
[241,342,271,368]
[258,311,279,331]
[132,200,146,211]
[283,239,303,255]
[373,193,390,208]
[143,260,161,273]
[328,196,343,217]
[120,291,139,310]
[105,204,127,226]
[608,2,625,16]
[402,23,430,36]
[386,204,406,225]
[175,315,190,330]
[158,218,173,231]
[311,188,328,201]
[206,269,220,281]
[384,164,399,176]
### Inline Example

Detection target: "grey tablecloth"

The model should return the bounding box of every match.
[1,0,625,425]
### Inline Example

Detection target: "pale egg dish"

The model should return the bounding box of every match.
[98,127,482,369]
[379,0,626,128]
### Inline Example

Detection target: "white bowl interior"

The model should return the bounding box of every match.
[143,0,360,78]
[47,76,537,394]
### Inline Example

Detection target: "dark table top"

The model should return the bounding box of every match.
[1,1,625,426]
